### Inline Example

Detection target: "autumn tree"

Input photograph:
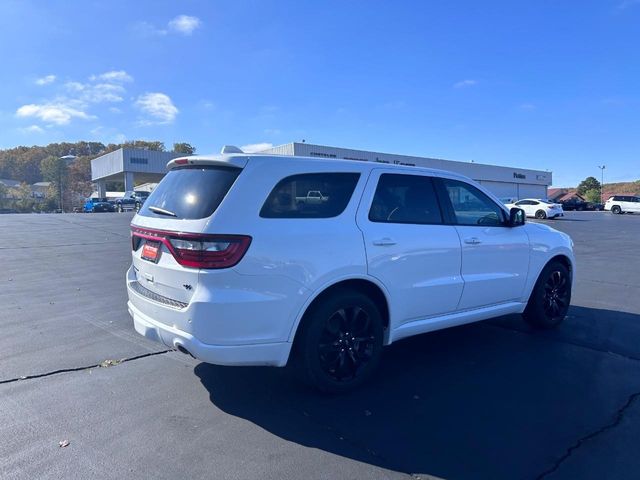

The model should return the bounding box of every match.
[122,140,165,151]
[12,183,35,212]
[0,182,7,209]
[173,143,196,155]
[68,156,93,199]
[40,156,69,211]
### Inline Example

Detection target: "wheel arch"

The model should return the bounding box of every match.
[288,276,392,348]
[525,252,575,303]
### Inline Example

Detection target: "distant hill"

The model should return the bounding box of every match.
[553,180,639,200]
[601,180,640,198]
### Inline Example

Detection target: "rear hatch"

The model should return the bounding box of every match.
[130,161,249,305]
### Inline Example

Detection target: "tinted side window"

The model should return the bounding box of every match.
[368,174,442,224]
[441,178,506,226]
[260,173,360,218]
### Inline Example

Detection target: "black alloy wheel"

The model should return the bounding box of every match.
[542,270,570,320]
[318,306,376,383]
[295,291,383,393]
[535,210,547,219]
[523,261,571,329]
[611,205,621,214]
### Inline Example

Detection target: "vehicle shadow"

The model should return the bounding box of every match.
[194,306,640,480]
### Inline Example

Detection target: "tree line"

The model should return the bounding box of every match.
[0,140,195,212]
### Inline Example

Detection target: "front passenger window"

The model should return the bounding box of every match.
[441,179,505,226]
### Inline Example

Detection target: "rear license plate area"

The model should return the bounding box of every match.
[141,241,161,263]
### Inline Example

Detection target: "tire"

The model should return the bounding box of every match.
[135,202,141,212]
[535,210,547,219]
[523,261,571,329]
[293,291,384,393]
[611,205,621,214]
[117,204,123,213]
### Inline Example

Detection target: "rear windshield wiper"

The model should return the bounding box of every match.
[148,206,177,217]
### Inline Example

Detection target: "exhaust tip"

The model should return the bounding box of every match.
[175,343,195,358]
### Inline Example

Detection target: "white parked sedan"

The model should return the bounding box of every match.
[507,198,564,220]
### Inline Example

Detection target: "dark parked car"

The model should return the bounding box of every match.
[84,197,115,213]
[560,198,589,211]
[115,191,150,212]
[586,202,604,211]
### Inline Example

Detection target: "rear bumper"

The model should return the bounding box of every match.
[128,300,291,367]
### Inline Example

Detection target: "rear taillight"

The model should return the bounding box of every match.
[131,227,251,269]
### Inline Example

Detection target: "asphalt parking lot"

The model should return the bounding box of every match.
[1,211,639,480]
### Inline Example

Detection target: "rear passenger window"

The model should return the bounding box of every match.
[260,173,360,218]
[368,174,442,224]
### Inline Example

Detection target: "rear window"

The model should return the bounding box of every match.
[260,173,360,218]
[138,166,240,219]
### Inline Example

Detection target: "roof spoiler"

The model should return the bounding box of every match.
[220,145,244,154]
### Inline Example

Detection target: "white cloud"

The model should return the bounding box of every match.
[168,15,202,35]
[453,79,478,88]
[519,103,536,110]
[133,20,167,36]
[90,70,133,83]
[21,125,45,134]
[109,107,122,114]
[35,75,56,86]
[65,79,126,103]
[135,92,179,125]
[16,103,94,125]
[17,69,133,129]
[199,100,215,110]
[240,142,273,153]
[263,128,281,135]
[86,83,125,103]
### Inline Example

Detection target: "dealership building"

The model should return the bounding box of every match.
[260,143,552,199]
[91,142,552,200]
[91,148,183,198]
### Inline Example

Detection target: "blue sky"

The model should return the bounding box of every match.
[0,0,638,187]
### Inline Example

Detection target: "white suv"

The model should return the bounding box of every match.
[604,195,640,214]
[127,149,575,392]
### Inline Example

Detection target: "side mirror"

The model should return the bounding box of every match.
[509,207,526,227]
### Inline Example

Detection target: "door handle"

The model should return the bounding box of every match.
[373,238,397,246]
[464,237,482,245]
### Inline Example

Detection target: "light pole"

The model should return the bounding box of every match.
[597,165,606,203]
